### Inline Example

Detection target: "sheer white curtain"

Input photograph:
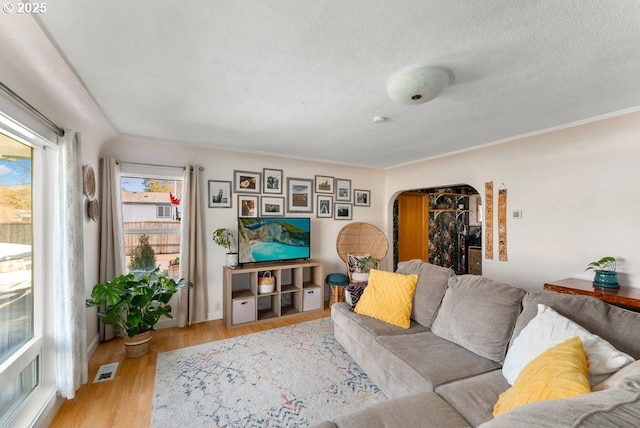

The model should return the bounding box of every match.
[98,157,125,340]
[53,131,88,399]
[177,165,207,326]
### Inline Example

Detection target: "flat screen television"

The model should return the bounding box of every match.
[237,217,311,265]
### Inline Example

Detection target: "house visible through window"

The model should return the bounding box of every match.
[121,173,182,277]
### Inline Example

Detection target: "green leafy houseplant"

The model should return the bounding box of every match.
[585,256,619,289]
[86,268,189,338]
[213,227,239,267]
[212,227,234,253]
[585,256,616,272]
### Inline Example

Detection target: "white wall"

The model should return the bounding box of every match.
[386,110,640,291]
[101,136,386,322]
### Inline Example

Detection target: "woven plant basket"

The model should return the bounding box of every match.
[258,271,276,294]
[123,330,152,358]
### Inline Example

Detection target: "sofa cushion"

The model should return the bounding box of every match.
[511,291,640,360]
[374,331,501,397]
[396,259,455,328]
[503,304,633,386]
[479,388,640,428]
[355,269,418,328]
[594,359,640,391]
[494,336,591,417]
[436,370,509,427]
[321,392,472,428]
[431,275,526,363]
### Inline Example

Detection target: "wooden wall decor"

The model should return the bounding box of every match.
[484,181,494,259]
[498,184,508,261]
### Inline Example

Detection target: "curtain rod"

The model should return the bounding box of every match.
[0,82,65,137]
[117,160,204,171]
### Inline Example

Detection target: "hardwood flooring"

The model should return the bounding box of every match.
[51,304,331,428]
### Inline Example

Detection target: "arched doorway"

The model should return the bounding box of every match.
[393,184,482,274]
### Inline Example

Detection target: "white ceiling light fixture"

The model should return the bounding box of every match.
[387,66,450,105]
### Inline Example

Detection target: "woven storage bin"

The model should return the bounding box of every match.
[258,271,276,294]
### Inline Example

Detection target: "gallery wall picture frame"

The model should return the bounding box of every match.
[315,175,334,194]
[238,195,258,218]
[263,168,283,194]
[208,180,232,208]
[354,189,371,207]
[287,177,314,213]
[334,202,352,220]
[234,170,261,193]
[261,196,285,217]
[316,195,333,218]
[335,178,351,201]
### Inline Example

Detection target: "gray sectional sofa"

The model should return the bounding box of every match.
[312,259,640,428]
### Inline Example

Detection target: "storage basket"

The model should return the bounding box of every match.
[258,271,276,294]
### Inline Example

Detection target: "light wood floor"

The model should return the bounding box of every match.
[51,304,331,428]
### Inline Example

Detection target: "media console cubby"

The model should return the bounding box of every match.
[223,260,324,328]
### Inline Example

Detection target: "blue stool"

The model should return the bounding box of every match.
[326,273,349,306]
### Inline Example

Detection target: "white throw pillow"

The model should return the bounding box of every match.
[503,304,634,386]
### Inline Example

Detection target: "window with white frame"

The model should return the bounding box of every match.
[120,169,183,276]
[0,112,55,426]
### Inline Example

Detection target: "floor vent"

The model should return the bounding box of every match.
[93,362,119,383]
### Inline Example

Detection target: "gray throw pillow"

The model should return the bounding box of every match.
[396,259,454,328]
[431,275,526,363]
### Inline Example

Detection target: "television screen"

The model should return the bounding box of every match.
[238,217,311,264]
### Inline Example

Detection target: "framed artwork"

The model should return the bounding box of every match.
[334,203,352,220]
[261,196,285,217]
[316,195,333,218]
[354,189,370,207]
[263,168,283,194]
[238,195,258,218]
[234,170,261,193]
[315,175,334,194]
[208,180,232,208]
[287,177,313,213]
[335,178,351,201]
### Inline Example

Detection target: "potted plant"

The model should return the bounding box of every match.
[585,256,619,289]
[213,227,238,267]
[86,268,189,357]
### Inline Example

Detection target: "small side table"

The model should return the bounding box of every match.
[544,278,640,312]
[326,273,349,306]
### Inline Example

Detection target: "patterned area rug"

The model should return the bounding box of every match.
[152,318,386,427]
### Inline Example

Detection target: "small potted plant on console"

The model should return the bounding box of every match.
[585,256,619,289]
[213,227,238,267]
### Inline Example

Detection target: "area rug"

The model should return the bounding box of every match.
[151,318,386,427]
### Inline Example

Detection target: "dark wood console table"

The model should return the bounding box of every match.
[544,278,640,312]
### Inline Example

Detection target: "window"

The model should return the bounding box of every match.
[156,205,172,219]
[0,123,54,426]
[121,171,183,277]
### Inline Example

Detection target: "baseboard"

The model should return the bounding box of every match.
[87,333,99,359]
[207,310,223,321]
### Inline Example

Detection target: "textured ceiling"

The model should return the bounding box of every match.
[37,1,640,168]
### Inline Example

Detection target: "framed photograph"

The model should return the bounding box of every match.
[334,203,352,220]
[335,178,351,201]
[316,195,333,218]
[234,170,261,193]
[208,180,232,208]
[263,168,283,194]
[354,189,370,207]
[261,196,285,217]
[315,175,334,194]
[238,195,258,218]
[287,177,313,213]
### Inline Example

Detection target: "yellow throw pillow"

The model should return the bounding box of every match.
[354,269,418,329]
[494,336,591,417]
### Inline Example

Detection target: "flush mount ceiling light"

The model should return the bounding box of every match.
[387,66,450,105]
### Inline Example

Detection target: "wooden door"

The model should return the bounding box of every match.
[397,193,429,262]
